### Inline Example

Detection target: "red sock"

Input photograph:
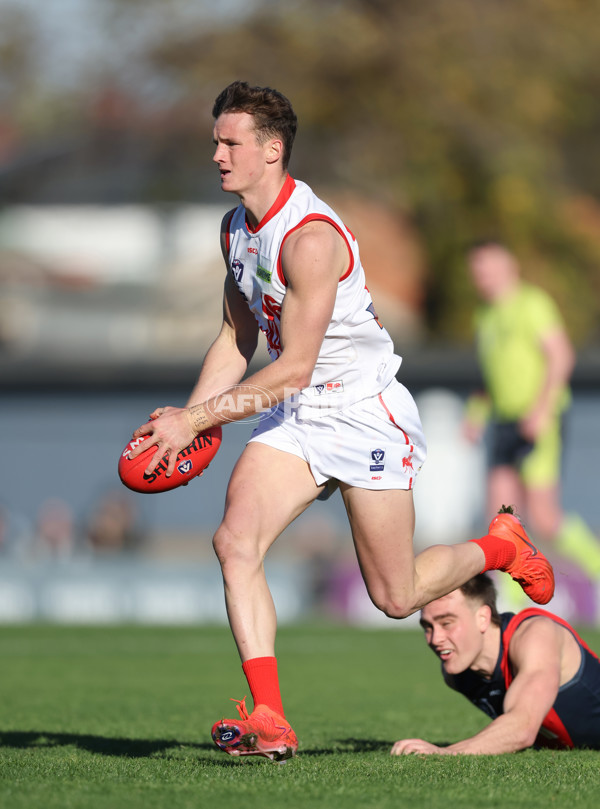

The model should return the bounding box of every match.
[242,656,285,718]
[470,535,517,573]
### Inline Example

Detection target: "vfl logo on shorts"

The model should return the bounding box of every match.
[177,459,193,475]
[370,448,385,472]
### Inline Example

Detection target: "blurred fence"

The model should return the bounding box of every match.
[1,386,599,627]
[0,558,311,625]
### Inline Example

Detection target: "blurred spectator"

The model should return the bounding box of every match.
[34,497,76,559]
[0,503,34,559]
[463,241,600,590]
[83,488,145,555]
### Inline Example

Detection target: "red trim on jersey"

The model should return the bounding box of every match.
[276,214,355,286]
[500,608,600,749]
[246,174,296,234]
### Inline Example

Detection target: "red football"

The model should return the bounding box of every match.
[118,426,222,493]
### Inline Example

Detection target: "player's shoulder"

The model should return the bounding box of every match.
[512,611,557,633]
[282,216,345,258]
[508,611,563,656]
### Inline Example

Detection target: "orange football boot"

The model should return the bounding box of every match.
[488,506,555,605]
[211,697,298,763]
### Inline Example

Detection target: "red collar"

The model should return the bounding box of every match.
[246,175,296,233]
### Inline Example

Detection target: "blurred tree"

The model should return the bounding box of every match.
[141,0,600,343]
[2,0,600,344]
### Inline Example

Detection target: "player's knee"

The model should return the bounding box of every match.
[370,590,417,620]
[212,523,261,569]
[212,525,229,565]
[383,601,417,620]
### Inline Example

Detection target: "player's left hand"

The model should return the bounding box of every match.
[390,738,453,756]
[130,406,197,477]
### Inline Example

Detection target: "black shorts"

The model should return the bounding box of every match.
[489,420,534,469]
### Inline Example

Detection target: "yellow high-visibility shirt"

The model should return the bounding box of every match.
[474,282,570,420]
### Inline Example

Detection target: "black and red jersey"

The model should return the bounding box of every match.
[444,609,600,749]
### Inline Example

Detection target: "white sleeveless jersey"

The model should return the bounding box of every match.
[225,176,401,417]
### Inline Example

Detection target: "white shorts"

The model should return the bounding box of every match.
[248,378,427,491]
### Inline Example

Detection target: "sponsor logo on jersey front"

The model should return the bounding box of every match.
[261,294,282,355]
[370,448,385,472]
[256,264,272,283]
[256,254,273,284]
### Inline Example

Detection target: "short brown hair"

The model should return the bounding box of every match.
[212,81,297,170]
[459,574,502,626]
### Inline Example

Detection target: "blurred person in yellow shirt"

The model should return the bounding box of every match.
[464,241,600,585]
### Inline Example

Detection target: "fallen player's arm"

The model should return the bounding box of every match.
[391,618,562,755]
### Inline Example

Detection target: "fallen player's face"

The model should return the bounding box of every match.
[419,591,485,675]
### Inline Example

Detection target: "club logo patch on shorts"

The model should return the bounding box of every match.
[370,448,385,472]
[313,380,344,395]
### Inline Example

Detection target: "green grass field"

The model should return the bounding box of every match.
[1,623,599,809]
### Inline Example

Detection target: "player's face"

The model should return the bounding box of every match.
[420,591,486,675]
[212,112,271,197]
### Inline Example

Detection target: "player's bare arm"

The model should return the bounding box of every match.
[447,619,561,754]
[392,618,566,756]
[188,213,261,405]
[133,273,261,472]
[188,218,347,427]
[132,219,346,475]
[187,273,260,404]
[130,214,259,474]
[185,286,260,434]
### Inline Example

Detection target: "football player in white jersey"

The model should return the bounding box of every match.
[130,81,554,762]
